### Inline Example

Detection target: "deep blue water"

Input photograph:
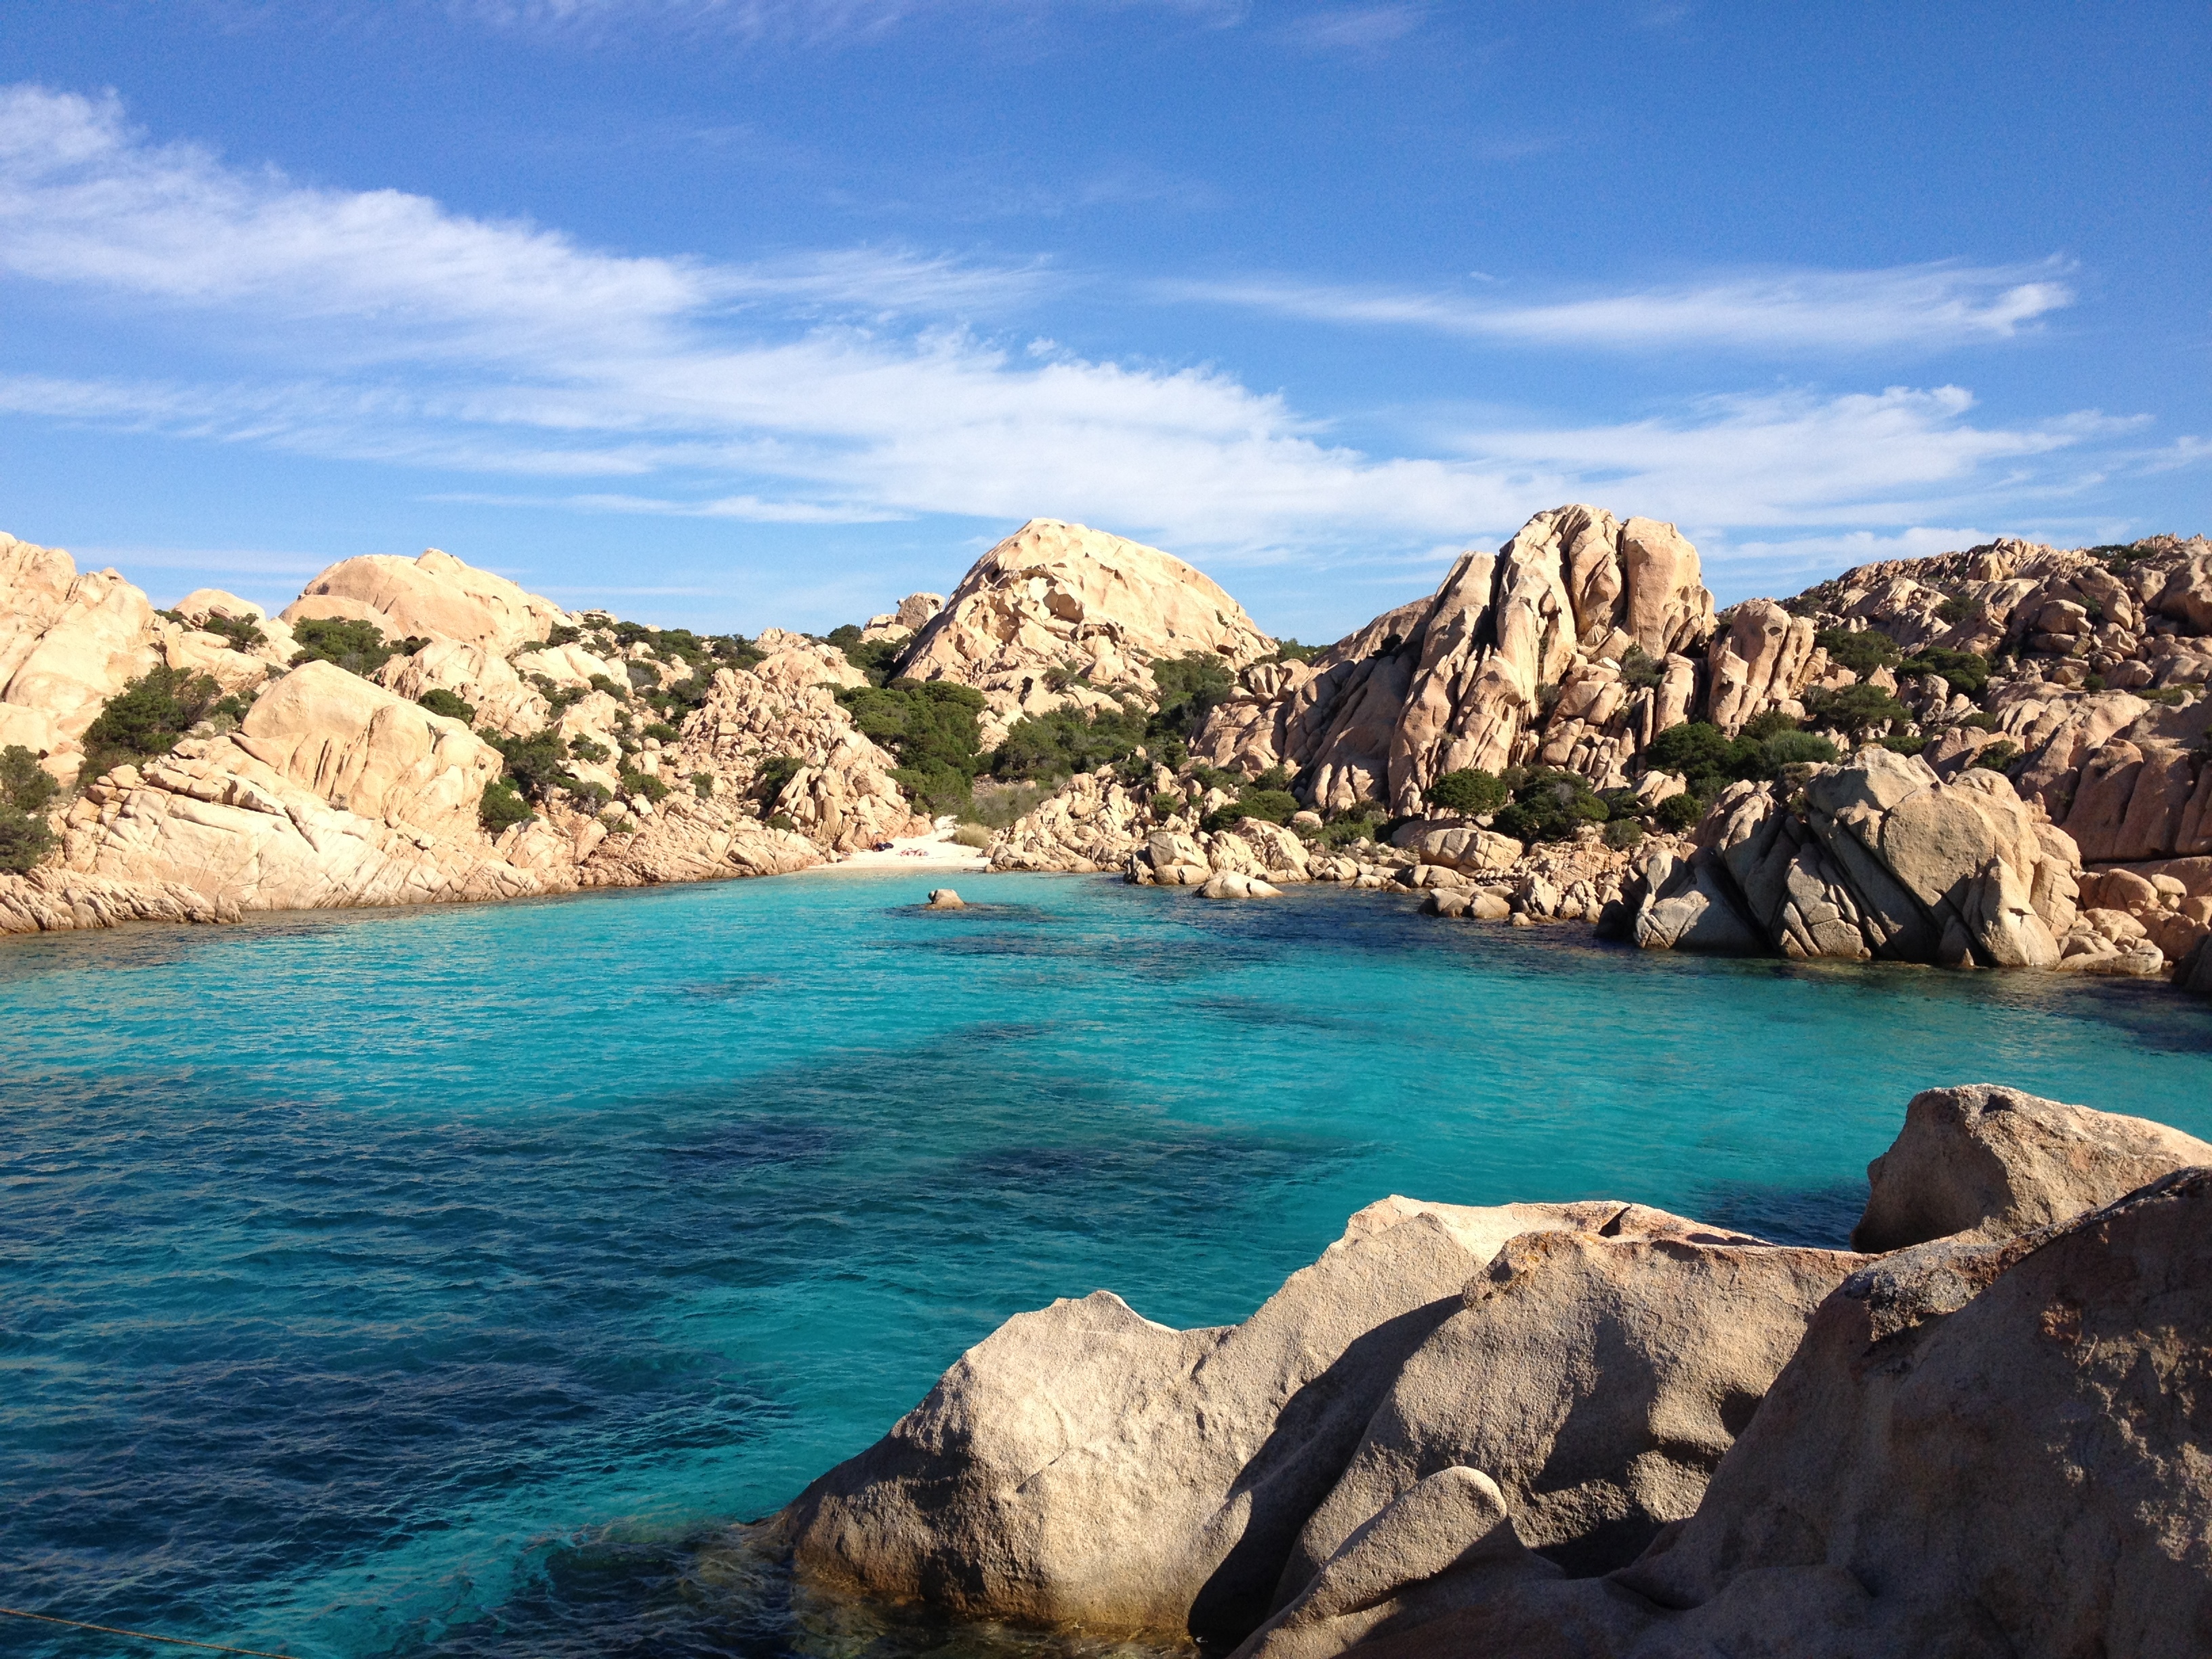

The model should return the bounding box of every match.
[4,872,2209,1659]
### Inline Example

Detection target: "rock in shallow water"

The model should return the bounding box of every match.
[774,1089,2212,1659]
[925,888,964,909]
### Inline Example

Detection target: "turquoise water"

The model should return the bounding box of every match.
[4,872,2209,1658]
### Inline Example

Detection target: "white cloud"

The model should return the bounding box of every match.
[1159,261,2077,352]
[0,83,2175,587]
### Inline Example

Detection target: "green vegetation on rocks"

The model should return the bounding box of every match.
[79,666,245,778]
[1814,627,1900,676]
[0,744,60,872]
[1427,767,1509,817]
[1898,647,1992,697]
[417,689,476,724]
[290,617,424,676]
[477,777,533,834]
[836,680,989,815]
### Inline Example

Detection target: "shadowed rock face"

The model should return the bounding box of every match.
[777,1200,1837,1646]
[775,1090,2212,1659]
[1852,1082,2212,1250]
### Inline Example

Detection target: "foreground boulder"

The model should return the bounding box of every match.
[1852,1082,2212,1250]
[775,1089,2212,1658]
[779,1198,1841,1645]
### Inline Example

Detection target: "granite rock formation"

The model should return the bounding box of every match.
[900,518,1276,745]
[775,1088,2212,1658]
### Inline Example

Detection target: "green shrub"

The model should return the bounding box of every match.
[587,673,629,701]
[1151,792,1187,821]
[0,806,55,872]
[290,616,423,676]
[1936,595,1973,625]
[1654,793,1704,833]
[79,667,226,775]
[478,777,533,834]
[2143,687,2193,706]
[418,689,476,724]
[1492,766,1610,844]
[757,754,804,806]
[478,728,580,802]
[991,701,1147,782]
[1618,646,1668,690]
[951,821,993,848]
[1,745,58,813]
[1760,731,1839,768]
[1806,682,1913,735]
[1599,787,1643,820]
[1149,652,1237,740]
[625,660,661,693]
[1898,646,1991,697]
[1815,627,1900,676]
[199,612,268,651]
[1235,787,1299,823]
[827,627,909,685]
[1878,733,1928,756]
[1427,768,1508,816]
[839,681,989,811]
[2083,674,2107,693]
[967,781,1052,829]
[642,722,680,743]
[1737,708,1803,743]
[618,768,671,803]
[1972,741,2021,773]
[1603,817,1645,851]
[1273,638,1322,664]
[691,771,714,800]
[764,811,797,833]
[568,734,611,764]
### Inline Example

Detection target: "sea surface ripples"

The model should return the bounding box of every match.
[3,872,2207,1657]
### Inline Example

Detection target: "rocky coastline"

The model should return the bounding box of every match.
[5,507,2212,1006]
[768,1085,2212,1656]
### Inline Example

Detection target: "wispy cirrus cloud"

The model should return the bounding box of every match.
[0,81,2177,586]
[1158,260,2078,353]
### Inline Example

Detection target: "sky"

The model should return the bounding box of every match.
[0,2,2206,642]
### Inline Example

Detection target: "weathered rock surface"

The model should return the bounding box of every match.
[779,1197,1825,1645]
[901,518,1275,744]
[1633,747,2078,968]
[778,1093,2212,1659]
[1852,1082,2212,1250]
[0,867,241,933]
[281,547,571,655]
[1193,506,1714,811]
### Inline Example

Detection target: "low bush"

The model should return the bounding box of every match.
[1898,646,1992,697]
[618,768,671,803]
[691,771,714,800]
[568,735,611,764]
[1936,595,1973,625]
[1653,792,1703,833]
[0,806,54,872]
[839,680,989,814]
[1427,767,1508,817]
[1761,730,1840,768]
[1273,639,1322,664]
[1972,741,2022,773]
[968,780,1052,829]
[1805,682,1913,736]
[1492,766,1609,844]
[478,777,533,834]
[1200,786,1298,833]
[1878,733,1928,756]
[290,617,424,676]
[756,754,804,807]
[1815,626,1900,676]
[1603,817,1645,851]
[991,701,1147,782]
[199,612,268,651]
[825,626,909,686]
[1618,646,1668,691]
[79,667,230,776]
[951,821,993,848]
[642,722,681,743]
[478,728,580,802]
[1,745,58,814]
[418,689,476,724]
[2143,687,2194,706]
[764,811,797,833]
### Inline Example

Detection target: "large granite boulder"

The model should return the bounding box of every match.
[899,518,1275,745]
[1852,1083,2212,1250]
[281,546,571,655]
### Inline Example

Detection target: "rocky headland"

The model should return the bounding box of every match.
[771,1085,2212,1656]
[5,508,2212,1004]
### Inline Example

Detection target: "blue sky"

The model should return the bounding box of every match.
[0,2,2205,640]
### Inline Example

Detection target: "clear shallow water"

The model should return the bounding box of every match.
[3,872,2209,1659]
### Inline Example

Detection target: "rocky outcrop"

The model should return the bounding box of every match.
[861,592,945,642]
[1851,1083,2212,1250]
[60,661,547,910]
[776,1090,2212,1659]
[1193,507,1714,813]
[900,518,1276,744]
[0,867,240,933]
[779,1197,1816,1644]
[1631,747,2084,969]
[281,547,571,655]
